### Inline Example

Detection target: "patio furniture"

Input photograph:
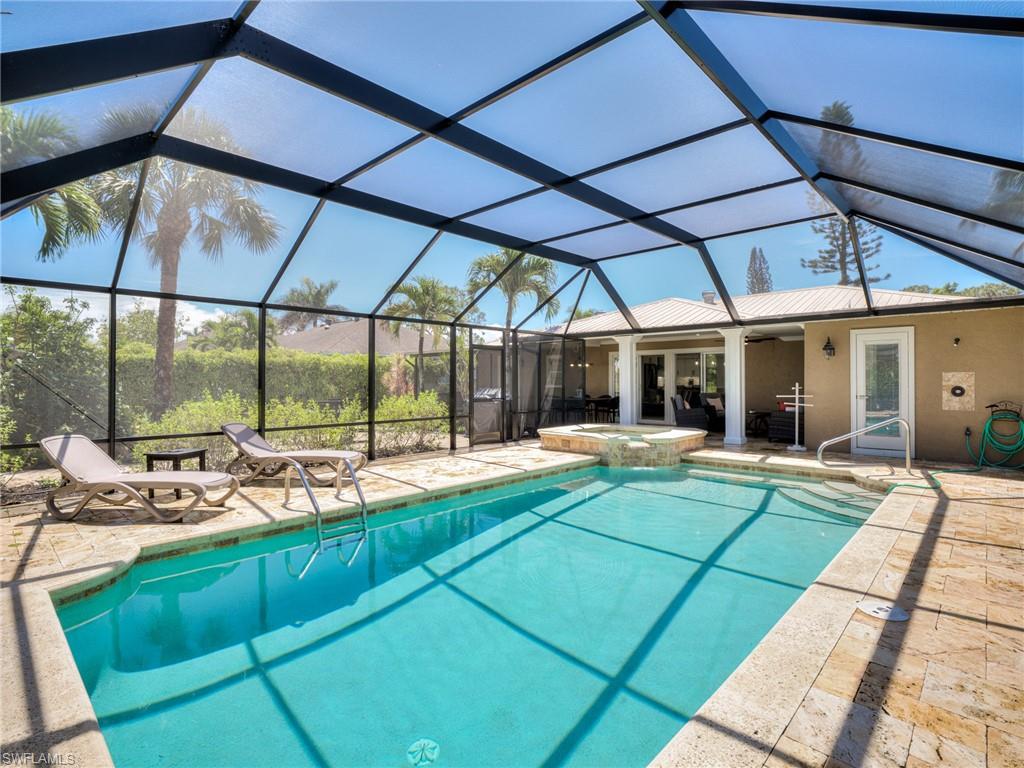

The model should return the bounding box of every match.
[145,447,208,499]
[701,392,726,431]
[672,394,709,430]
[222,423,368,502]
[746,410,771,437]
[39,434,238,522]
[768,411,805,444]
[594,396,619,423]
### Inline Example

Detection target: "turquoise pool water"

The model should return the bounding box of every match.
[59,466,865,767]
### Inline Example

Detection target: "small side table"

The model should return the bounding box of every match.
[746,410,771,437]
[145,447,208,499]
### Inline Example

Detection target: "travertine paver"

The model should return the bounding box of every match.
[652,460,1023,768]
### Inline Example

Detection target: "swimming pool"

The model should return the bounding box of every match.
[59,465,870,767]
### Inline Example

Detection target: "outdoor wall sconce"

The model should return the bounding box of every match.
[953,337,960,347]
[822,337,836,359]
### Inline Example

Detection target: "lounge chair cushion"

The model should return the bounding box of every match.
[221,423,280,458]
[280,449,365,463]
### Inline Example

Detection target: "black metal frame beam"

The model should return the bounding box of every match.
[0,20,234,104]
[563,271,591,336]
[515,268,585,331]
[589,264,639,330]
[847,218,875,313]
[671,1,1024,36]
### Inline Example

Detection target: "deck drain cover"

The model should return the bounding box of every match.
[407,738,440,767]
[857,600,909,622]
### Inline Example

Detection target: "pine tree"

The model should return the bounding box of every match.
[745,246,773,294]
[801,101,890,286]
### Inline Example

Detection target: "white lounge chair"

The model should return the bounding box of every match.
[221,423,367,502]
[39,434,239,522]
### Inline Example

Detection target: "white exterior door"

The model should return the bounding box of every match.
[851,327,915,457]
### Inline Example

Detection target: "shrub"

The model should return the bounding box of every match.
[374,392,448,457]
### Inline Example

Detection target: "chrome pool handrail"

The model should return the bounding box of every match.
[279,456,369,578]
[816,417,912,473]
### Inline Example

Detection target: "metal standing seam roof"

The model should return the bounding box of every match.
[556,284,968,334]
[0,0,1021,335]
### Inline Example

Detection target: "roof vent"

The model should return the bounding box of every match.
[702,291,716,305]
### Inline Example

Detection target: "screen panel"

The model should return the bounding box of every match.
[661,181,826,239]
[565,272,632,333]
[248,0,636,115]
[587,124,797,213]
[1,285,109,443]
[517,269,586,332]
[836,182,1024,263]
[469,254,578,329]
[546,223,676,259]
[1,0,237,52]
[165,57,415,181]
[114,296,256,437]
[705,218,869,320]
[380,233,514,324]
[462,190,618,244]
[867,225,1023,304]
[266,311,370,432]
[1,162,142,286]
[781,120,1024,230]
[599,247,727,325]
[3,67,195,171]
[691,11,1024,160]
[345,139,536,218]
[117,159,318,301]
[464,21,741,175]
[273,202,438,313]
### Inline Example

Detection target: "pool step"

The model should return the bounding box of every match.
[776,486,873,523]
[822,480,887,503]
[775,482,880,511]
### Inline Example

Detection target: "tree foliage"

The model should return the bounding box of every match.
[900,282,1020,298]
[277,277,342,331]
[745,246,774,294]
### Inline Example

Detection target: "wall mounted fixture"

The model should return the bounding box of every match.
[822,337,836,360]
[953,337,961,347]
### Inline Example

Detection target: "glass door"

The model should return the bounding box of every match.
[852,328,914,455]
[674,353,701,407]
[640,354,665,421]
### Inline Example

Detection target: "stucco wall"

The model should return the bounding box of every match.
[804,306,1024,463]
[745,339,804,412]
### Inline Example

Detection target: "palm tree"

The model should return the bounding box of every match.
[466,249,560,329]
[189,309,275,351]
[94,108,281,414]
[1,106,104,260]
[277,277,341,331]
[384,276,461,396]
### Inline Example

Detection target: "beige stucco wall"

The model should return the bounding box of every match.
[804,306,1024,463]
[745,339,804,412]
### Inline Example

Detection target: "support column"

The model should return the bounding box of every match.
[613,335,638,425]
[720,327,749,445]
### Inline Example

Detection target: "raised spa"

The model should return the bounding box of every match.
[537,424,706,466]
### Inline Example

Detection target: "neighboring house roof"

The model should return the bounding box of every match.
[275,318,441,355]
[558,285,969,334]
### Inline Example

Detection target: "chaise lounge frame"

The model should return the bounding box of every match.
[221,423,368,503]
[39,434,239,522]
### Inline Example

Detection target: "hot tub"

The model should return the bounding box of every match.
[537,423,706,466]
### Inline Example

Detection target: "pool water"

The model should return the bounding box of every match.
[60,466,865,767]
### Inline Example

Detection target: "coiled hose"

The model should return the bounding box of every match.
[887,406,1024,493]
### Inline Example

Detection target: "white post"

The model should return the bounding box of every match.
[720,327,749,445]
[613,335,638,425]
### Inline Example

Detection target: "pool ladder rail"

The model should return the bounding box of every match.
[281,457,369,578]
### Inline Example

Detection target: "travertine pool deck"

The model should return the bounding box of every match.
[1,443,1021,768]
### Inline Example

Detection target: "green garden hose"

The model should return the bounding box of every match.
[886,402,1024,493]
